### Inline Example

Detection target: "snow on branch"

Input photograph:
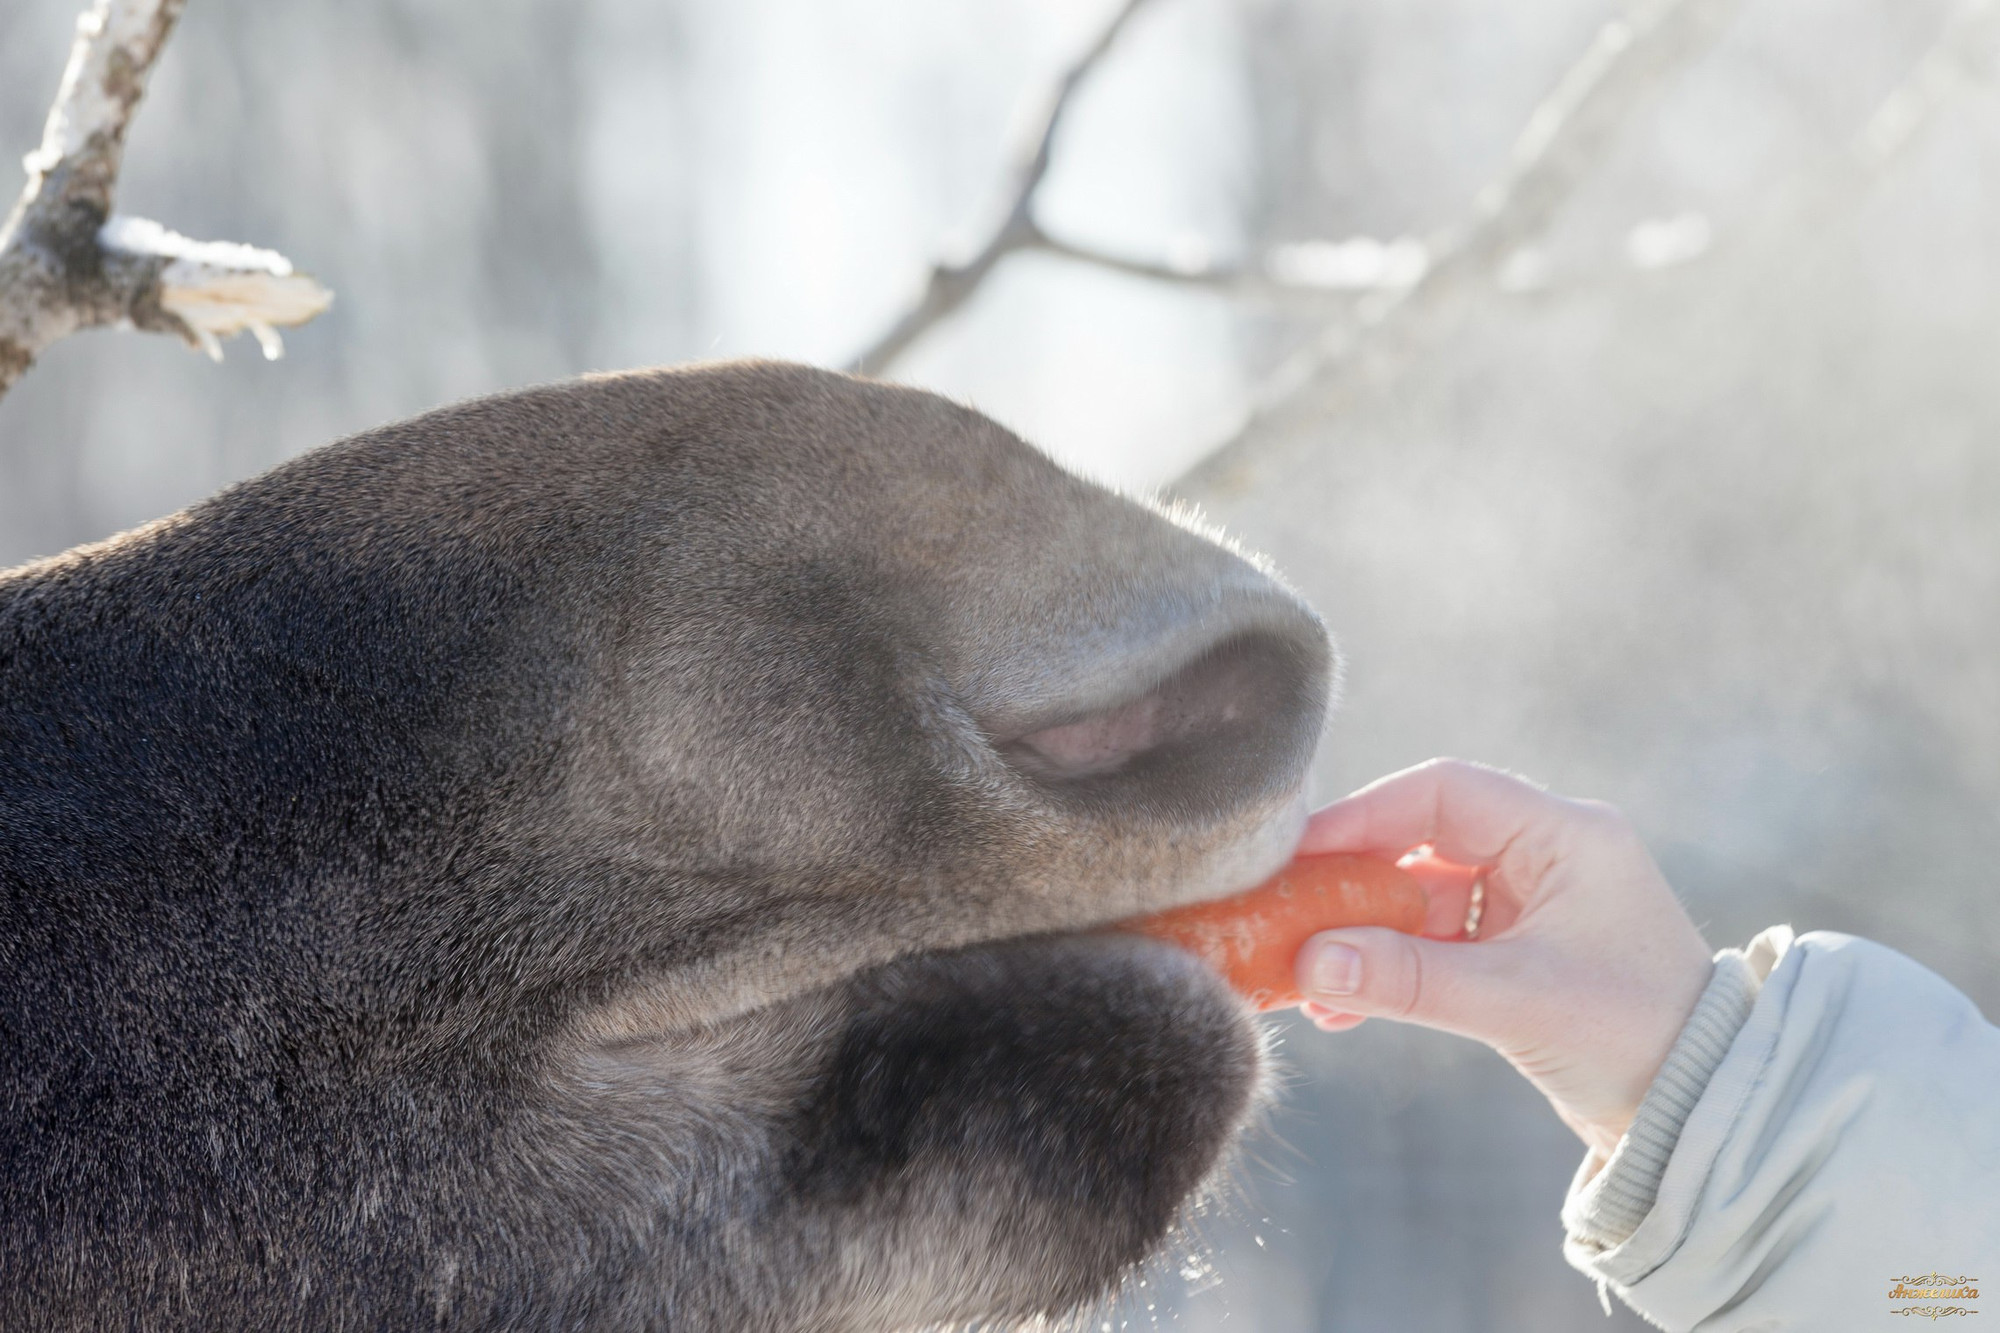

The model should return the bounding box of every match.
[0,0,331,400]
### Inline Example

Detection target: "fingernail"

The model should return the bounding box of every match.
[1306,940,1362,996]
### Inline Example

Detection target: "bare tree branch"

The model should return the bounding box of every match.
[1033,233,1405,307]
[1176,0,1749,495]
[849,0,1152,376]
[1604,0,2000,291]
[1428,0,2000,315]
[0,0,332,401]
[1853,0,2000,170]
[849,0,1988,497]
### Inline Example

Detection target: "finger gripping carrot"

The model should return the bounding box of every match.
[1116,854,1428,1011]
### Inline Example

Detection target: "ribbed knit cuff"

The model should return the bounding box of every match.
[1561,947,1766,1253]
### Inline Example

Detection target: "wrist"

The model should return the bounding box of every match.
[1563,950,1764,1253]
[1603,943,1716,1131]
[1555,943,1716,1157]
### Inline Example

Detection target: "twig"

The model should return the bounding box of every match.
[1423,0,2000,314]
[1016,0,2000,330]
[1033,233,1403,307]
[0,0,331,401]
[1852,0,2000,170]
[1176,0,1749,494]
[849,0,1152,376]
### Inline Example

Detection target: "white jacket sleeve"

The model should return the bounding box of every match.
[1560,926,2000,1330]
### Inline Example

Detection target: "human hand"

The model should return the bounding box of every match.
[1292,759,1715,1160]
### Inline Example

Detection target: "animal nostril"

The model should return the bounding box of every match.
[1010,692,1167,777]
[996,629,1327,815]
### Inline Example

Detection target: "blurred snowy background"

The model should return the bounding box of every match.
[6,0,2000,1328]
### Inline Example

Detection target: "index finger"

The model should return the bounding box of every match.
[1298,758,1558,867]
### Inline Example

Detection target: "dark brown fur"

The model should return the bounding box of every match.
[0,362,1331,1329]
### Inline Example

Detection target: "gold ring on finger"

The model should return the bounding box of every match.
[1461,870,1487,941]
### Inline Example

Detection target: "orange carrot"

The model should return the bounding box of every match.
[1116,853,1428,1011]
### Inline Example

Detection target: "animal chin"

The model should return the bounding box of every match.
[568,928,1265,1329]
[783,930,1266,1326]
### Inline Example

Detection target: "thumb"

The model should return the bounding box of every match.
[1296,927,1524,1043]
